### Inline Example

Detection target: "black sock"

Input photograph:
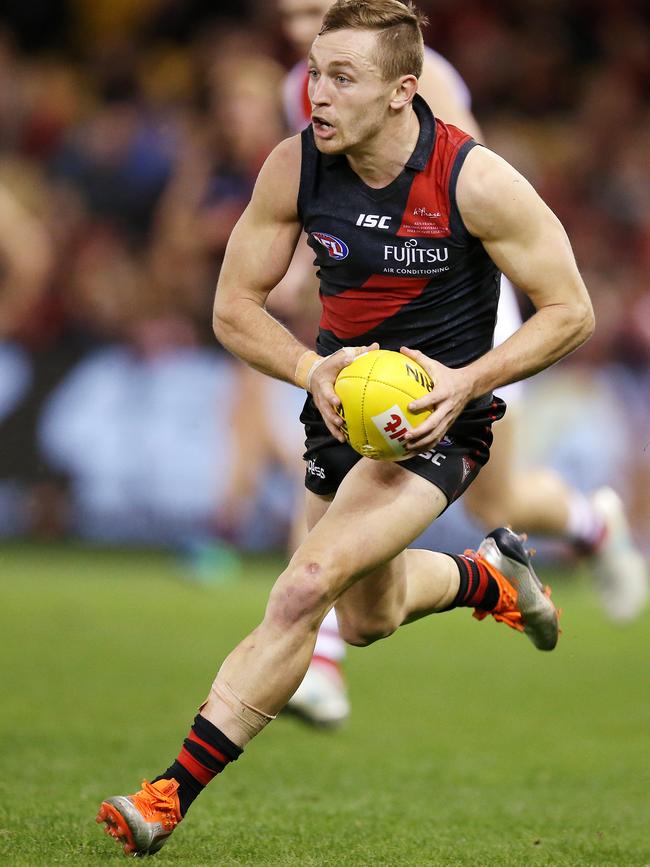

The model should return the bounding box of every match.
[444,553,500,611]
[153,714,242,816]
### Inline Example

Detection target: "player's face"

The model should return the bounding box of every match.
[308,29,395,156]
[278,0,333,56]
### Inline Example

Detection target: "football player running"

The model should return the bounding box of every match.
[98,0,597,855]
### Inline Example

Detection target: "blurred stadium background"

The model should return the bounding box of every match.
[0,1,649,864]
[0,0,648,554]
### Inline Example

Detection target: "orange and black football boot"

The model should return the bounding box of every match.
[96,778,182,856]
[470,527,560,651]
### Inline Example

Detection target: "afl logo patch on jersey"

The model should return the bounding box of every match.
[311,232,349,260]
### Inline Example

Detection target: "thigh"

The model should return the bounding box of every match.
[296,457,448,599]
[305,488,334,532]
[330,463,448,630]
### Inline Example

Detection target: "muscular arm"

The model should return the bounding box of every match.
[404,145,594,452]
[459,146,594,395]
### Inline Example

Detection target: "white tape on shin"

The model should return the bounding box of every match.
[209,680,276,745]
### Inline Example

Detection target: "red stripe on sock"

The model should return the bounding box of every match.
[177,746,216,786]
[312,655,341,674]
[187,730,228,766]
[457,554,493,608]
[473,560,490,605]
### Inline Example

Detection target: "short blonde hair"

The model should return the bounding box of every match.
[319,0,427,80]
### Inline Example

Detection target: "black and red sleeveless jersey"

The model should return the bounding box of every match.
[297,95,500,368]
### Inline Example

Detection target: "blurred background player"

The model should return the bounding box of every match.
[266,0,648,727]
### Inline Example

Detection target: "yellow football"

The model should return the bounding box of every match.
[334,349,433,461]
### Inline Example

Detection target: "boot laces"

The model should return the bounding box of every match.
[463,548,524,633]
[132,780,180,827]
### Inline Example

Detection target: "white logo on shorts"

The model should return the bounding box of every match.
[307,459,326,479]
[418,449,447,467]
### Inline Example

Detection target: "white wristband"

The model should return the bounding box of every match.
[294,350,320,390]
[305,356,328,392]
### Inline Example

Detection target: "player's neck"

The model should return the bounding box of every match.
[346,105,420,189]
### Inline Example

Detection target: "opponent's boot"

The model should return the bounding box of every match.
[589,487,648,623]
[96,778,181,856]
[286,659,350,728]
[471,527,560,651]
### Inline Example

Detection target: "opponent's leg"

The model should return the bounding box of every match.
[285,606,350,727]
[464,414,647,620]
[464,412,586,538]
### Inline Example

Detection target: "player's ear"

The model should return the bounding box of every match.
[389,74,418,110]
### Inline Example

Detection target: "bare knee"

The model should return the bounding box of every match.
[265,558,339,632]
[337,610,399,647]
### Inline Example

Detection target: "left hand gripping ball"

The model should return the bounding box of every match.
[334,349,433,461]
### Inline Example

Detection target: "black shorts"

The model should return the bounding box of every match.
[300,393,506,509]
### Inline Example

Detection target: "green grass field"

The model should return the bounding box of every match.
[1,542,649,866]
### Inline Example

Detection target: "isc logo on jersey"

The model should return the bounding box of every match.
[311,232,349,260]
[356,213,391,229]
